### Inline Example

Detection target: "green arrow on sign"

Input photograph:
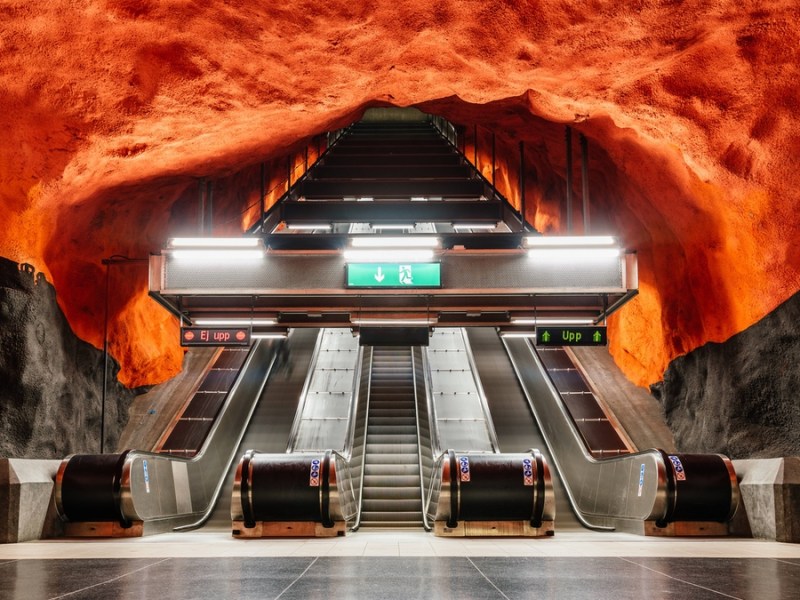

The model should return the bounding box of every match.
[542,331,551,342]
[593,330,602,342]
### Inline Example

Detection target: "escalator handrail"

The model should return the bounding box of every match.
[411,348,432,531]
[341,346,365,462]
[351,347,374,531]
[421,346,443,457]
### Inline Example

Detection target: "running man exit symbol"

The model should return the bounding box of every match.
[399,265,413,285]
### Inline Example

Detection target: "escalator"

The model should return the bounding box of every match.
[359,347,424,528]
[56,338,282,535]
[204,328,320,529]
[502,335,739,533]
[466,328,581,530]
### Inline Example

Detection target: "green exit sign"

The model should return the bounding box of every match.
[536,326,607,347]
[346,263,441,288]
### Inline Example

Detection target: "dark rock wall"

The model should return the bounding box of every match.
[0,258,135,458]
[652,290,800,459]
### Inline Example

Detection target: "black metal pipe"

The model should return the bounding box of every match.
[101,263,109,454]
[565,126,573,233]
[473,124,478,166]
[259,162,266,232]
[580,133,590,233]
[205,181,214,234]
[519,141,526,231]
[491,132,496,187]
[197,178,205,233]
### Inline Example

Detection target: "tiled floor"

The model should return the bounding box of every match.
[1,530,799,599]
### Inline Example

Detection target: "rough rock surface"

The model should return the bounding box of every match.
[0,258,135,458]
[1,3,798,392]
[651,290,800,459]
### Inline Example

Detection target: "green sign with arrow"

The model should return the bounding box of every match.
[346,262,441,288]
[535,326,607,347]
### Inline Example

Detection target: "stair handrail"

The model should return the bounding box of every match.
[246,126,350,236]
[429,115,530,232]
[411,347,433,531]
[351,346,374,531]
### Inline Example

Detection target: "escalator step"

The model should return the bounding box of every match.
[361,486,421,499]
[363,475,422,488]
[361,498,423,512]
[364,464,421,476]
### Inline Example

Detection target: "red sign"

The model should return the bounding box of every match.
[180,327,251,347]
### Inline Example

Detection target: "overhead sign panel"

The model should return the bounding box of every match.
[535,326,607,347]
[346,262,441,288]
[180,327,251,347]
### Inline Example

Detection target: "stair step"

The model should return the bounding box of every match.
[361,498,423,512]
[364,464,421,476]
[363,475,422,488]
[365,443,419,454]
[361,486,421,499]
[365,434,418,444]
[359,511,424,524]
[364,453,419,464]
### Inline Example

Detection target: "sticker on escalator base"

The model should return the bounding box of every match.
[522,458,534,486]
[143,459,151,494]
[309,458,321,487]
[637,463,645,497]
[668,455,686,481]
[459,456,470,482]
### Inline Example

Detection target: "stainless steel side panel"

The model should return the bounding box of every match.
[503,337,668,526]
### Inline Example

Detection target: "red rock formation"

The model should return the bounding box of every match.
[1,1,798,387]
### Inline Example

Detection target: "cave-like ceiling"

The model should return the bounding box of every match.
[2,1,799,388]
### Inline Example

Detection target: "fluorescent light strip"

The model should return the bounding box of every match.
[525,235,616,247]
[349,236,440,248]
[371,224,414,230]
[453,223,497,230]
[169,237,261,248]
[353,319,435,326]
[511,317,597,325]
[343,249,435,262]
[528,248,620,260]
[252,333,289,339]
[498,332,537,338]
[286,224,332,231]
[171,249,265,261]
[193,318,276,326]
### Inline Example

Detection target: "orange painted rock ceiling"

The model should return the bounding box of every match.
[1,1,799,387]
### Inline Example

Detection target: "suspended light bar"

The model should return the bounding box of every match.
[168,237,265,262]
[343,249,435,262]
[193,318,277,326]
[498,331,537,338]
[453,223,497,231]
[528,248,620,260]
[251,332,289,339]
[371,223,415,230]
[169,237,261,248]
[524,235,616,247]
[351,319,436,326]
[349,236,440,248]
[511,317,597,325]
[286,223,332,231]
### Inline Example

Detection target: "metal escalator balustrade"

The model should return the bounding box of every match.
[359,347,425,528]
[55,339,280,535]
[502,336,739,533]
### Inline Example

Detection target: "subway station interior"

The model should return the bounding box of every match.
[2,3,800,599]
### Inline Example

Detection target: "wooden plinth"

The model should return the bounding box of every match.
[232,520,347,538]
[434,520,555,538]
[63,521,144,538]
[643,521,730,537]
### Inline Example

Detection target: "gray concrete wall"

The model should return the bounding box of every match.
[0,458,62,543]
[733,457,800,543]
